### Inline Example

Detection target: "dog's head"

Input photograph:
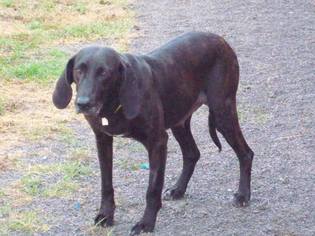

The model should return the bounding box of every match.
[52,46,143,119]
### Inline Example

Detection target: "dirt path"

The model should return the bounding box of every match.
[1,1,314,235]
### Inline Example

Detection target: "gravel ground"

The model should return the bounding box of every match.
[124,1,314,235]
[58,0,315,235]
[2,1,314,235]
[119,1,314,235]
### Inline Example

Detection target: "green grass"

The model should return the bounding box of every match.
[238,105,270,125]
[0,205,49,234]
[252,107,270,124]
[74,1,87,14]
[43,179,79,197]
[29,161,92,178]
[1,0,14,7]
[0,189,5,197]
[0,98,5,116]
[0,0,133,83]
[70,148,90,161]
[85,225,115,236]
[8,211,49,233]
[62,161,92,180]
[21,118,74,142]
[41,0,56,11]
[21,175,43,196]
[0,203,11,218]
[57,126,79,146]
[0,0,133,234]
[116,158,139,171]
[27,20,43,31]
[0,37,38,65]
[58,18,132,41]
[114,138,145,153]
[20,161,92,198]
[42,160,92,197]
[2,48,67,84]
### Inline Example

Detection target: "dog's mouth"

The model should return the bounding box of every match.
[75,103,103,116]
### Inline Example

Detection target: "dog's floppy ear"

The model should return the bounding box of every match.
[52,56,75,109]
[119,59,144,120]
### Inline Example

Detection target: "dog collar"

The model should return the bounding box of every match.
[101,104,122,126]
[114,104,122,113]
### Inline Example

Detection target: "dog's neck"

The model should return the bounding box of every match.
[99,79,123,118]
[99,100,128,136]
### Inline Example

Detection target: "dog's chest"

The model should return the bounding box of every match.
[100,113,129,137]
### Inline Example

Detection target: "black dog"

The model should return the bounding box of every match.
[52,32,254,235]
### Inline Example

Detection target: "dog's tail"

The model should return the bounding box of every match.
[208,111,222,152]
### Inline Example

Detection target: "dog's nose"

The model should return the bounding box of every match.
[76,96,91,110]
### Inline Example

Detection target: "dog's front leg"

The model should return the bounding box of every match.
[85,115,115,227]
[130,131,168,235]
[94,132,115,227]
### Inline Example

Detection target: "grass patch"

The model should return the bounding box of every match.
[70,148,90,162]
[0,1,133,233]
[2,48,67,83]
[27,20,42,31]
[57,127,79,146]
[114,138,146,153]
[59,18,132,41]
[0,80,81,150]
[1,159,93,203]
[29,161,92,178]
[0,203,11,217]
[62,161,92,180]
[8,211,49,233]
[43,179,78,198]
[20,161,92,198]
[85,224,115,236]
[0,98,5,116]
[16,114,77,142]
[0,0,134,151]
[51,161,92,197]
[0,152,22,172]
[74,1,88,14]
[116,158,139,171]
[0,206,49,234]
[0,0,134,83]
[0,189,5,197]
[21,174,43,196]
[252,107,271,124]
[1,0,14,7]
[238,105,271,125]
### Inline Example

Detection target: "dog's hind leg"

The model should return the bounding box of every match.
[211,99,254,206]
[164,116,200,200]
[206,58,254,206]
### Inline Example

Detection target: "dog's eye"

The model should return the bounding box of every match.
[101,70,108,77]
[75,69,83,76]
[97,67,110,80]
[100,70,111,80]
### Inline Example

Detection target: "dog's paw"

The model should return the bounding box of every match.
[94,212,114,227]
[129,221,154,235]
[163,186,185,200]
[232,192,250,207]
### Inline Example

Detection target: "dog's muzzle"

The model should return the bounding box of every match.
[75,96,102,115]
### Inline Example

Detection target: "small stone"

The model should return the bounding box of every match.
[133,25,140,31]
[140,163,149,170]
[74,202,81,210]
